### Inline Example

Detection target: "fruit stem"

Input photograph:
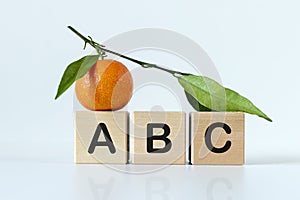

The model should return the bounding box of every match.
[67,26,188,77]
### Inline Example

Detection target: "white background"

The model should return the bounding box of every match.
[1,0,300,199]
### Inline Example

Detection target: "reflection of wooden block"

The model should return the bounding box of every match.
[133,112,186,165]
[190,112,244,165]
[75,111,128,164]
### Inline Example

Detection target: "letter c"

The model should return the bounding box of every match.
[205,122,231,153]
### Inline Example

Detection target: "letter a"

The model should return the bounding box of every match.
[88,123,116,154]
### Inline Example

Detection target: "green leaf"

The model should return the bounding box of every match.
[55,55,99,100]
[184,91,211,111]
[178,74,272,122]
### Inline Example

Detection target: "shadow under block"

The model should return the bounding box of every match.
[190,112,244,165]
[75,111,128,164]
[133,112,186,164]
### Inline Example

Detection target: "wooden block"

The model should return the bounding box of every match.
[133,112,186,164]
[75,111,128,164]
[190,112,244,165]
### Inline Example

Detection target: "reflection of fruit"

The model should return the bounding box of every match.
[75,59,133,111]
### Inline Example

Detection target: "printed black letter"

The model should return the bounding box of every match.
[88,123,116,154]
[205,122,231,153]
[147,123,172,153]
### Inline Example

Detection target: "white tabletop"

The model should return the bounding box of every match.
[1,142,300,200]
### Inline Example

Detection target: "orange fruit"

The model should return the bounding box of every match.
[75,59,133,110]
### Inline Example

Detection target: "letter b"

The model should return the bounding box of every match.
[147,123,172,153]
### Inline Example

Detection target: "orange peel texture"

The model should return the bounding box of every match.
[75,59,133,111]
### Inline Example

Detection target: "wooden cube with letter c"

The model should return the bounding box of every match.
[133,111,186,164]
[75,111,129,164]
[190,112,244,165]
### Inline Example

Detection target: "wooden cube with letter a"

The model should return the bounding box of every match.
[75,111,128,164]
[190,112,244,165]
[133,112,186,164]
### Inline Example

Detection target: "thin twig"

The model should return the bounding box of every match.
[67,26,187,76]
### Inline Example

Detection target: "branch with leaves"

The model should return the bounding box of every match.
[55,26,272,122]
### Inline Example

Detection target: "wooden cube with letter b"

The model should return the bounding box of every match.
[133,112,186,164]
[75,111,129,164]
[190,112,244,165]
